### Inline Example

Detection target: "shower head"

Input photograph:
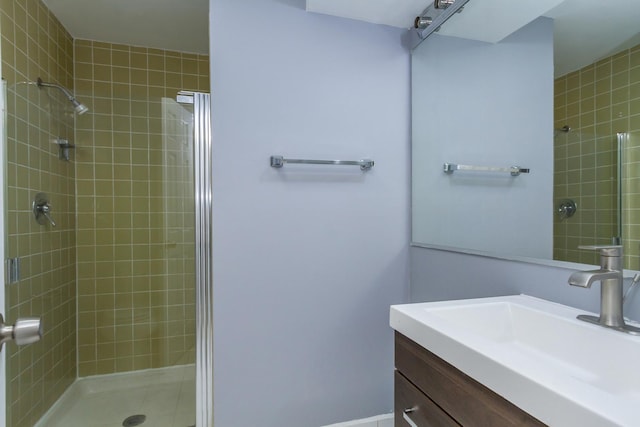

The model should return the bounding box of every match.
[70,98,89,115]
[36,77,89,115]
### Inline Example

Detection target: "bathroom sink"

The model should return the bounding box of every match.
[390,295,640,427]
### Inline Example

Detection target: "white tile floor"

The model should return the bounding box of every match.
[35,365,195,427]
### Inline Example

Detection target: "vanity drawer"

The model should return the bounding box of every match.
[395,332,545,426]
[395,371,460,427]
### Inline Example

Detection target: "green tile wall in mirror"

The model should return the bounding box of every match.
[411,0,640,270]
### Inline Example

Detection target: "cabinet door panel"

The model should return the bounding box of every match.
[395,371,460,427]
[395,332,546,427]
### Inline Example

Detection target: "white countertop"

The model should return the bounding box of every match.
[390,295,640,427]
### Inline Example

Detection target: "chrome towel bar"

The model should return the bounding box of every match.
[443,163,530,177]
[270,155,374,171]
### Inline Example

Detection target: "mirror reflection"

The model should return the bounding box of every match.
[553,54,640,268]
[411,1,640,270]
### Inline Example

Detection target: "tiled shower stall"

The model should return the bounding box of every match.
[0,0,208,425]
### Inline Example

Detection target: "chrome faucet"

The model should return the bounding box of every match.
[568,245,640,334]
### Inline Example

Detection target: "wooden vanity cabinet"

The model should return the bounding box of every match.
[394,332,546,427]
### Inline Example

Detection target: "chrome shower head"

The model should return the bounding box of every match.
[36,77,89,115]
[70,98,89,115]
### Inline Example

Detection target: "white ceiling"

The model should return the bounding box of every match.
[42,0,209,54]
[41,0,640,75]
[307,0,640,76]
[306,0,428,28]
[545,0,640,76]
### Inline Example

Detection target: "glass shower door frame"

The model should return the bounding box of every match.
[616,132,625,246]
[184,91,213,427]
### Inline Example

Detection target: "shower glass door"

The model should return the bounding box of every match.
[46,69,198,425]
[2,70,210,426]
[553,127,621,266]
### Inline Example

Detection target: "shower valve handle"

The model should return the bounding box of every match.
[40,205,57,227]
[33,192,57,227]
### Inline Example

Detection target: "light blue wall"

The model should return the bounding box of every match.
[209,1,410,426]
[410,246,640,321]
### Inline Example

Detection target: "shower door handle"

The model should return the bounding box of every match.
[0,314,42,352]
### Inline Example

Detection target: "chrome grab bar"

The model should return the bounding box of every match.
[270,155,374,171]
[443,162,530,176]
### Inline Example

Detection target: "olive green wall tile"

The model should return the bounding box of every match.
[612,86,630,104]
[74,39,204,376]
[612,70,629,90]
[1,1,76,425]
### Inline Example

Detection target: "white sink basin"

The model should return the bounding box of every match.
[390,295,640,427]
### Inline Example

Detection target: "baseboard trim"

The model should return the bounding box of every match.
[322,413,394,427]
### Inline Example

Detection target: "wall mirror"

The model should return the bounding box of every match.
[411,0,640,270]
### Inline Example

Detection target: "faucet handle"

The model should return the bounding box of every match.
[578,245,623,257]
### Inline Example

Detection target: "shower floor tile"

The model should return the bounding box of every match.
[35,365,195,427]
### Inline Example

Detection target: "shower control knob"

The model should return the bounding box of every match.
[0,314,42,351]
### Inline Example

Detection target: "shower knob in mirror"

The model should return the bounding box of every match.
[556,199,577,221]
[0,314,42,351]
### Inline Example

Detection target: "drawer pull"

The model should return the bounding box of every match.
[403,410,419,427]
